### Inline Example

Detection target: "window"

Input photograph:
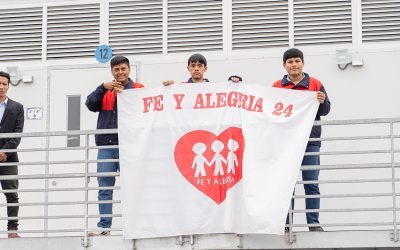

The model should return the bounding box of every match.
[66,95,81,147]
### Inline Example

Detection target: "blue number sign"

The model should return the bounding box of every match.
[95,45,113,63]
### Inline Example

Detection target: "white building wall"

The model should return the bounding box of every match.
[0,0,398,237]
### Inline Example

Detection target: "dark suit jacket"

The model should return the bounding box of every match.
[0,98,24,163]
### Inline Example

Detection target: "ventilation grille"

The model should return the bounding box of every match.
[47,4,100,59]
[294,0,352,45]
[168,0,223,53]
[0,8,42,61]
[232,0,289,50]
[109,0,163,55]
[362,0,400,43]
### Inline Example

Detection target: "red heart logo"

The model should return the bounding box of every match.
[174,127,245,204]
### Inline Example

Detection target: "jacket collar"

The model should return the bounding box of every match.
[187,77,210,83]
[0,97,8,106]
[123,78,135,89]
[281,73,310,88]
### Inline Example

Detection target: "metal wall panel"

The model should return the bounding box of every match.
[232,0,289,50]
[362,0,400,43]
[0,8,42,61]
[294,0,352,45]
[47,3,100,59]
[167,0,223,53]
[109,0,163,55]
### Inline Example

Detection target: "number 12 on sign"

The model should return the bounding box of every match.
[95,45,113,63]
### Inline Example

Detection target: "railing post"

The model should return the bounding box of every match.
[83,134,90,247]
[390,121,398,242]
[44,132,50,237]
[287,196,296,243]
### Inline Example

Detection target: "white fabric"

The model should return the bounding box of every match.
[118,82,319,239]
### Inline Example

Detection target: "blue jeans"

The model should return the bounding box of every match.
[97,148,119,229]
[286,145,320,225]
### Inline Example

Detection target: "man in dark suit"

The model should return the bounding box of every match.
[0,71,24,238]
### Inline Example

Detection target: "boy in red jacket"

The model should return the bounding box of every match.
[273,48,330,232]
[86,56,144,235]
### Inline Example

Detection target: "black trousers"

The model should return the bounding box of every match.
[0,165,19,230]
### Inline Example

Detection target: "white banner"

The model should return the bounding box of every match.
[118,82,319,239]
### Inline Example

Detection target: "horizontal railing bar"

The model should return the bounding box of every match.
[0,228,122,234]
[0,229,86,234]
[0,118,397,140]
[289,222,395,228]
[0,188,349,196]
[0,172,120,180]
[0,186,120,193]
[0,200,121,207]
[3,175,400,186]
[3,146,86,153]
[2,189,392,198]
[309,134,398,142]
[3,145,119,154]
[3,136,392,154]
[305,149,399,156]
[300,163,400,170]
[293,193,395,199]
[0,129,118,139]
[0,159,119,167]
[0,118,400,138]
[3,148,399,157]
[298,178,399,184]
[0,214,122,220]
[292,207,395,213]
[2,174,400,184]
[2,159,399,169]
[315,118,400,125]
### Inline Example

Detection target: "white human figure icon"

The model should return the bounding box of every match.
[210,140,227,176]
[226,139,239,175]
[191,143,210,177]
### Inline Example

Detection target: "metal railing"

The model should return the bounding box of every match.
[0,118,399,246]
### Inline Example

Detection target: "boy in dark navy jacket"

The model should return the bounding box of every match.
[86,56,144,235]
[273,48,331,232]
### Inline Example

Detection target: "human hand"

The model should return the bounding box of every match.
[103,81,115,90]
[163,80,175,86]
[317,91,326,104]
[230,77,241,83]
[228,75,242,83]
[0,152,7,162]
[112,82,124,93]
[103,81,123,93]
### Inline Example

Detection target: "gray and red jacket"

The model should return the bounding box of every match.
[272,73,330,147]
[85,79,144,146]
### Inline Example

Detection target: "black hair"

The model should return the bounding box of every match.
[283,48,304,63]
[0,71,10,84]
[110,55,130,69]
[187,53,207,67]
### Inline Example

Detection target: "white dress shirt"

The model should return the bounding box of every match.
[0,97,8,122]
